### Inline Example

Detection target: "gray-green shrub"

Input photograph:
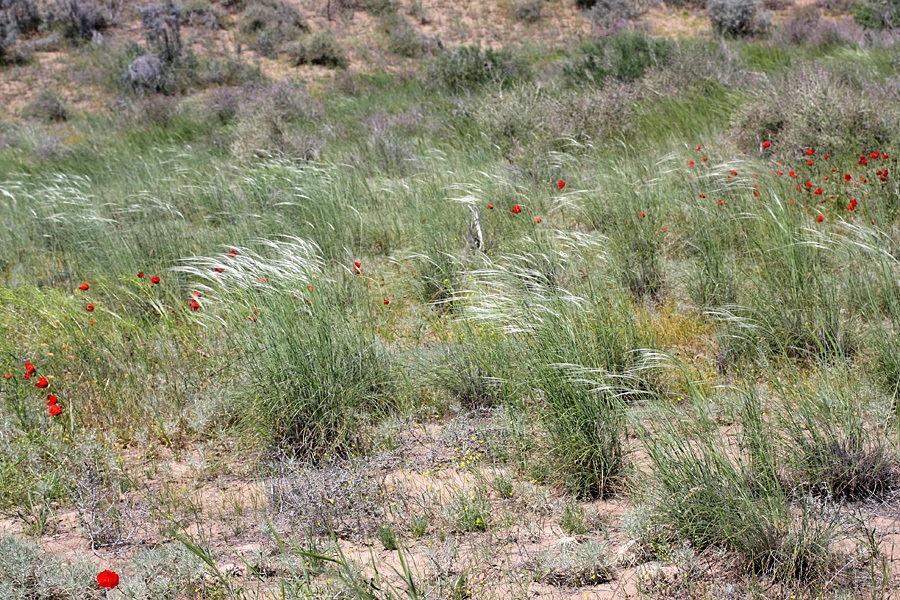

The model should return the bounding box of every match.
[707,0,771,36]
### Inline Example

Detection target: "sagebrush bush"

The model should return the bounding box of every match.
[181,0,226,28]
[268,456,384,537]
[287,30,347,68]
[378,10,425,58]
[239,0,307,56]
[231,80,324,159]
[23,90,68,122]
[0,534,103,599]
[56,0,109,41]
[515,0,543,23]
[707,0,771,36]
[3,0,41,35]
[732,63,897,162]
[533,540,615,586]
[589,0,636,34]
[0,10,17,64]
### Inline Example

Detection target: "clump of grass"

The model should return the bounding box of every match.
[563,31,672,87]
[559,498,589,535]
[378,524,399,550]
[638,392,858,585]
[445,487,490,532]
[175,238,396,459]
[492,474,514,499]
[410,514,428,538]
[532,539,615,587]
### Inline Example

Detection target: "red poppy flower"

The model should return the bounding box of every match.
[138,272,144,278]
[228,250,237,257]
[512,205,521,214]
[25,362,34,373]
[805,181,813,188]
[214,268,225,273]
[831,168,836,172]
[639,212,646,218]
[191,292,202,299]
[48,405,62,416]
[697,145,701,150]
[789,200,794,205]
[3,374,11,379]
[844,174,851,182]
[689,160,694,167]
[384,299,390,305]
[717,200,724,206]
[814,188,822,195]
[307,285,314,292]
[662,227,668,232]
[354,267,360,274]
[35,377,48,388]
[558,180,565,189]
[487,204,494,209]
[87,304,94,312]
[248,315,257,321]
[816,215,824,223]
[754,191,759,197]
[79,282,89,291]
[97,570,119,589]
[354,262,361,268]
[731,170,737,175]
[824,155,828,159]
[882,153,888,159]
[699,194,706,198]
[789,170,796,177]
[47,394,58,406]
[777,171,783,175]
[763,141,770,149]
[808,160,814,166]
[871,152,880,158]
[189,300,199,311]
[702,156,707,162]
[807,149,814,156]
[534,217,541,223]
[150,276,160,285]
[89,320,96,325]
